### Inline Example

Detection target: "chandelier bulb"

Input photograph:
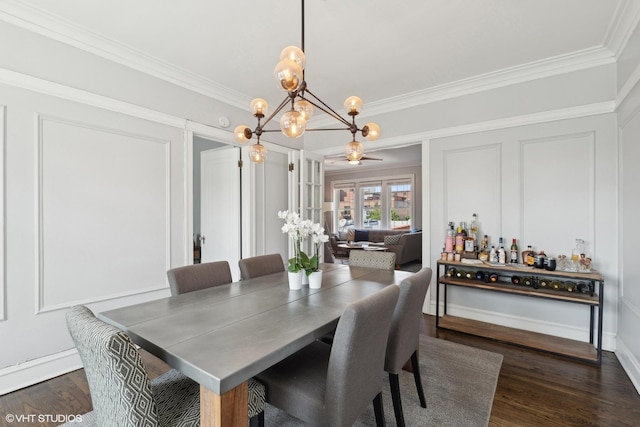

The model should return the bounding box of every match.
[294,99,314,121]
[280,110,307,138]
[249,143,267,163]
[362,122,381,141]
[344,96,363,116]
[234,125,252,143]
[250,98,269,117]
[345,140,364,162]
[274,59,303,92]
[280,46,306,70]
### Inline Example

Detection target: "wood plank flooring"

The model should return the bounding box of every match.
[1,314,639,427]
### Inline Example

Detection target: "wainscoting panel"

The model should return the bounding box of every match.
[520,132,595,258]
[442,144,502,238]
[37,115,170,312]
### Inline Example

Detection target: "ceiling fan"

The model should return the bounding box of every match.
[326,154,383,165]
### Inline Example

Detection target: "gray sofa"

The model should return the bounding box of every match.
[337,228,422,267]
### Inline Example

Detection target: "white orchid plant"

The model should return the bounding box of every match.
[278,210,329,275]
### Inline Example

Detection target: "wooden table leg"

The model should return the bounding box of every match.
[200,382,248,427]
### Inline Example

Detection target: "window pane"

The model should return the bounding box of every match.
[362,185,382,229]
[390,183,411,230]
[335,187,355,232]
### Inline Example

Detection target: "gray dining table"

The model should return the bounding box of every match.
[98,263,412,427]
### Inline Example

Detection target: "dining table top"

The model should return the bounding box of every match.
[98,263,413,396]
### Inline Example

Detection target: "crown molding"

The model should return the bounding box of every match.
[312,47,616,128]
[603,0,640,58]
[0,0,251,110]
[0,0,631,120]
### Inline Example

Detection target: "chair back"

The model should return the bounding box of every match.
[167,261,232,295]
[385,267,432,374]
[325,285,400,427]
[349,250,396,270]
[66,305,159,426]
[238,253,285,280]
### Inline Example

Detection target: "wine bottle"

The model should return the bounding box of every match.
[510,238,518,263]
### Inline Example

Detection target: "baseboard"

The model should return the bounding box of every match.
[427,300,616,352]
[0,349,82,395]
[615,338,640,395]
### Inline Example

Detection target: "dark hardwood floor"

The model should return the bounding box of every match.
[1,314,639,427]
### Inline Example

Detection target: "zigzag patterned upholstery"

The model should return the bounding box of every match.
[349,250,397,270]
[65,305,200,427]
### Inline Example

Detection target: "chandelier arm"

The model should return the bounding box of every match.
[300,90,352,127]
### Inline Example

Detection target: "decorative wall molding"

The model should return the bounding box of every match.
[0,68,187,129]
[317,101,616,156]
[430,300,616,352]
[1,0,633,121]
[0,105,5,321]
[0,348,81,396]
[0,1,250,110]
[35,114,172,313]
[348,47,616,123]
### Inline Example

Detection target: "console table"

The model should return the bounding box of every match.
[435,260,604,364]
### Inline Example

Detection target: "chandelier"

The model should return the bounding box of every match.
[233,0,380,163]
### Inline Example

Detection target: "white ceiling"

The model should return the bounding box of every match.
[4,0,635,170]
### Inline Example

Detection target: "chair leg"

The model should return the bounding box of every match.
[249,411,264,427]
[411,350,427,408]
[373,391,386,427]
[389,373,405,427]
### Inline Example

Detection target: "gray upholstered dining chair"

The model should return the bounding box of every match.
[165,262,266,427]
[349,250,396,270]
[256,285,400,427]
[385,267,432,427]
[238,253,285,279]
[166,260,233,295]
[64,305,200,426]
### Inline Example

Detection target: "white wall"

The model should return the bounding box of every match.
[429,114,618,349]
[1,11,639,396]
[615,21,640,393]
[0,19,286,394]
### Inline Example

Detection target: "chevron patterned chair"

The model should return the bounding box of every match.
[349,250,397,270]
[65,305,266,426]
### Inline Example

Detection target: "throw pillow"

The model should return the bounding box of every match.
[346,229,355,242]
[354,230,369,242]
[384,234,402,245]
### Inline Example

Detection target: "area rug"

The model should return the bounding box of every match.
[263,335,503,426]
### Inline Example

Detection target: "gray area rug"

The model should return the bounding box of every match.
[264,335,503,427]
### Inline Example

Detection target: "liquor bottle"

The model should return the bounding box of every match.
[469,213,479,241]
[498,237,506,264]
[489,246,497,263]
[445,222,454,253]
[455,226,464,252]
[489,273,499,282]
[511,276,521,285]
[481,235,489,252]
[510,239,518,263]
